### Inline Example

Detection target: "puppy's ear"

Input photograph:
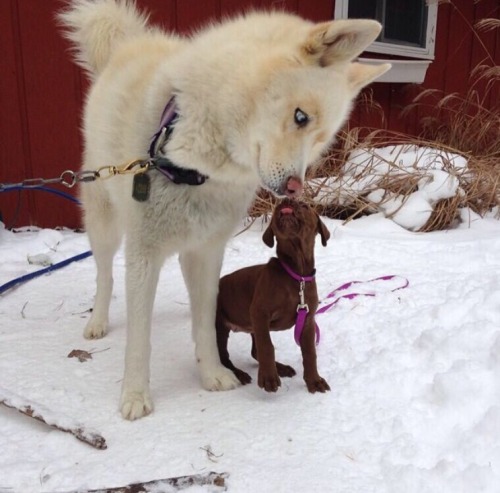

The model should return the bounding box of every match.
[262,223,275,248]
[317,215,330,247]
[302,19,382,67]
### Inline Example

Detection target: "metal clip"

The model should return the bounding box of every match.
[76,170,99,183]
[297,280,309,312]
[96,165,118,179]
[19,178,46,188]
[59,170,77,188]
[0,156,151,192]
[297,303,309,313]
[118,159,149,175]
[152,127,168,157]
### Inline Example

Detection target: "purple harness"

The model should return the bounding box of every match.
[279,260,320,346]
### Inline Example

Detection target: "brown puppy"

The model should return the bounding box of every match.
[216,199,331,393]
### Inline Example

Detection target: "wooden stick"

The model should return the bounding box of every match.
[0,388,107,450]
[61,472,228,492]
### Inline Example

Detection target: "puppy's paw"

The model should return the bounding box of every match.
[258,371,281,392]
[120,390,153,420]
[83,321,107,340]
[276,362,296,378]
[201,365,241,391]
[233,368,252,385]
[305,376,330,393]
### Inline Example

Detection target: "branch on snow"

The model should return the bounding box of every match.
[0,387,107,450]
[60,472,229,492]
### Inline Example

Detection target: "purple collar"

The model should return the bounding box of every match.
[279,260,315,282]
[149,97,178,158]
[148,97,208,186]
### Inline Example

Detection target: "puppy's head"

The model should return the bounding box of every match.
[263,199,330,249]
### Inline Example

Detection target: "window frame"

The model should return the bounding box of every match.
[334,0,438,60]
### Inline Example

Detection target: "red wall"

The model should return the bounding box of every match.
[0,0,498,228]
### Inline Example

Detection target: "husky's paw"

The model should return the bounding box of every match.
[201,365,241,391]
[120,390,153,420]
[83,319,108,339]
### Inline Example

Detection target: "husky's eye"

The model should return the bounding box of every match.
[294,108,309,128]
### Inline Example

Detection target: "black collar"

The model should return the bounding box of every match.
[153,157,207,186]
[148,97,208,186]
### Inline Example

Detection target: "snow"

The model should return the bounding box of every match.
[312,145,467,231]
[1,208,500,493]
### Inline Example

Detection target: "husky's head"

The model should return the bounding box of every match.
[230,17,390,198]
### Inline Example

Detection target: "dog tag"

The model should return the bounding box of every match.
[132,173,150,202]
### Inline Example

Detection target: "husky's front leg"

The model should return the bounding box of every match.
[120,241,165,420]
[179,241,241,391]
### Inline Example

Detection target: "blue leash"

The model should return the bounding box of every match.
[1,185,81,204]
[0,251,93,295]
[0,185,92,295]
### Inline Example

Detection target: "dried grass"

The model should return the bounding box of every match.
[404,85,500,159]
[476,18,500,32]
[248,126,499,231]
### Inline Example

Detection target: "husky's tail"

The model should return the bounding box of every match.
[58,0,150,77]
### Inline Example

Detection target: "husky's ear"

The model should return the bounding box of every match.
[262,223,275,248]
[303,19,382,66]
[347,62,391,94]
[317,215,330,247]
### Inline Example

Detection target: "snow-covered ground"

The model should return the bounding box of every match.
[313,145,468,231]
[1,208,500,493]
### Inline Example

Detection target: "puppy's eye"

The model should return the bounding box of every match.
[294,108,309,128]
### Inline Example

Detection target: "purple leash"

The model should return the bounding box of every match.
[317,275,410,315]
[279,260,410,347]
[279,260,320,346]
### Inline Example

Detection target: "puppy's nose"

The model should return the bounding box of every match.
[285,176,303,198]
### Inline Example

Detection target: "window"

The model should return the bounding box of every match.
[335,0,438,60]
[335,0,438,82]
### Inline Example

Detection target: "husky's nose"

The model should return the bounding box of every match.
[285,176,303,198]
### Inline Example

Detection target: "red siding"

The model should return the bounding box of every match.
[0,0,33,227]
[469,0,499,110]
[1,0,498,228]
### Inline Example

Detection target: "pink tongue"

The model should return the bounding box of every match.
[281,207,294,215]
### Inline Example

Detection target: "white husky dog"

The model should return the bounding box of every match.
[59,0,390,419]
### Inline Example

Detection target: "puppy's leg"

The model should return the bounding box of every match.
[216,314,251,385]
[251,314,281,392]
[251,335,295,378]
[180,241,240,391]
[300,316,330,393]
[120,239,166,420]
[82,183,121,339]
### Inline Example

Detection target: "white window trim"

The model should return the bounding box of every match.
[357,57,432,83]
[334,1,438,60]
